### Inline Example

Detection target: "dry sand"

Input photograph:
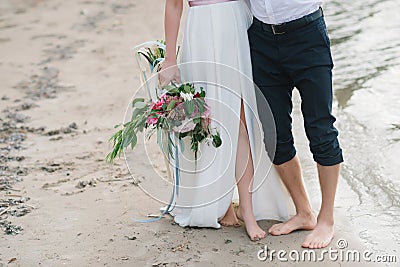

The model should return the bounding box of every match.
[0,0,383,266]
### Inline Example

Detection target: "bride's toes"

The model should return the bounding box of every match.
[220,204,241,227]
[237,208,267,241]
[259,230,267,239]
[248,226,267,242]
[250,229,266,241]
[250,236,260,242]
[249,233,260,241]
[220,218,240,227]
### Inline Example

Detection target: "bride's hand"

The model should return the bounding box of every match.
[158,59,181,87]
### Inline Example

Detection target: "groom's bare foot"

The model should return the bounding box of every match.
[302,221,334,249]
[220,204,241,227]
[237,207,266,241]
[269,212,317,236]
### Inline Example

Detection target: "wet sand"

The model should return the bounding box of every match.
[0,0,391,266]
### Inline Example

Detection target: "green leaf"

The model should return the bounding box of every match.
[212,134,222,148]
[122,131,137,149]
[194,99,206,114]
[131,132,138,149]
[137,51,153,66]
[165,86,179,94]
[131,107,144,122]
[166,99,178,111]
[136,115,148,131]
[105,152,114,163]
[167,134,175,160]
[193,117,201,124]
[184,100,195,115]
[134,101,147,109]
[183,84,192,94]
[132,98,145,107]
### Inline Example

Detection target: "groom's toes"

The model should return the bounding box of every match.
[271,226,287,235]
[268,223,280,232]
[301,239,311,248]
[270,229,281,235]
[269,228,276,235]
[312,241,319,249]
[269,225,281,235]
[320,240,329,249]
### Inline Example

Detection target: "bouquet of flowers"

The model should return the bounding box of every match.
[106,42,221,164]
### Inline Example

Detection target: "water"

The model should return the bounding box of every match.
[325,0,400,254]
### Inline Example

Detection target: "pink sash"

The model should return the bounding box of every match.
[188,0,236,7]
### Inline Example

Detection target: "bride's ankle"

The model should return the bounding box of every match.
[237,206,256,221]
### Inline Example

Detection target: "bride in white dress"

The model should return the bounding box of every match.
[159,0,294,241]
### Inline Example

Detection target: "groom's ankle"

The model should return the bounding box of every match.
[316,215,334,226]
[296,209,315,218]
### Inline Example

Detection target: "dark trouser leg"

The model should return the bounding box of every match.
[248,18,316,235]
[291,17,343,166]
[248,23,296,165]
[296,66,343,166]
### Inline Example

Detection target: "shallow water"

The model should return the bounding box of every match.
[325,0,400,254]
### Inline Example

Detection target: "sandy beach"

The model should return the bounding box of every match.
[0,0,397,266]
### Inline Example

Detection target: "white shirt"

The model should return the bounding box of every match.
[249,0,323,25]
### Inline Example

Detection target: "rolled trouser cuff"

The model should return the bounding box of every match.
[273,149,296,165]
[313,149,344,166]
[272,138,297,165]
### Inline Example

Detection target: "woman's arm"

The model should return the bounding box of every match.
[159,0,183,86]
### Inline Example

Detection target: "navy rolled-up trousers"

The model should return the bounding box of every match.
[248,14,344,166]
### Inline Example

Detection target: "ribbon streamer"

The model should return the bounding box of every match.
[132,133,180,223]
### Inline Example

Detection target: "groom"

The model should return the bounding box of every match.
[247,1,343,249]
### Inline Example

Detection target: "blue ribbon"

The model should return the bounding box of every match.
[132,133,180,223]
[174,135,180,197]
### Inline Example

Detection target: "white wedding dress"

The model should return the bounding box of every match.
[170,0,295,228]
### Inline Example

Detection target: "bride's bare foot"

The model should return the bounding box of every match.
[269,212,317,236]
[236,206,266,241]
[301,220,334,249]
[220,204,241,227]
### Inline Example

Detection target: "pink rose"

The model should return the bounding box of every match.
[151,100,164,110]
[147,116,158,125]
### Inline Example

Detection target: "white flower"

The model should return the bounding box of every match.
[180,92,194,102]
